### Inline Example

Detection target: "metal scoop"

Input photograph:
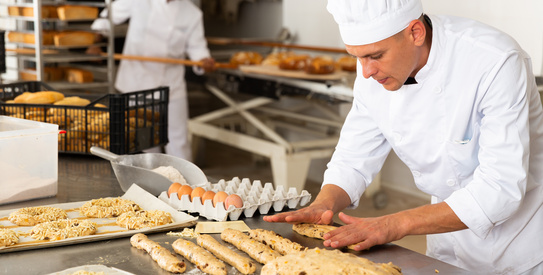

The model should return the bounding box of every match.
[90,146,208,196]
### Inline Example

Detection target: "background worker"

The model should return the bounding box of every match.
[90,0,215,159]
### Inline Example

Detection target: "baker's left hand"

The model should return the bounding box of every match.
[322,212,404,251]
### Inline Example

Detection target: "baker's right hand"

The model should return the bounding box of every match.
[263,203,334,225]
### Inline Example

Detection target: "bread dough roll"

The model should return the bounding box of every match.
[130,233,186,274]
[197,234,256,274]
[172,238,227,275]
[261,248,402,275]
[221,228,281,264]
[292,223,359,250]
[247,228,304,255]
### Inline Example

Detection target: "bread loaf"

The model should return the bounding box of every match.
[19,67,64,81]
[22,31,56,45]
[53,31,95,46]
[278,54,310,71]
[230,51,263,67]
[57,5,98,20]
[305,56,335,75]
[63,67,93,83]
[13,91,64,104]
[54,96,91,106]
[21,6,58,18]
[7,6,21,16]
[336,55,357,72]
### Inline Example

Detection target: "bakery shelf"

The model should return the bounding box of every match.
[47,81,110,90]
[1,0,115,93]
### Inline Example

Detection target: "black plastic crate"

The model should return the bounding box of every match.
[0,31,5,74]
[0,81,169,155]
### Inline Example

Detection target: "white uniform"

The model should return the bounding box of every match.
[92,0,211,159]
[323,15,543,274]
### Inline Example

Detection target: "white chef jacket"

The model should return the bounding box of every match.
[323,14,543,274]
[92,0,211,158]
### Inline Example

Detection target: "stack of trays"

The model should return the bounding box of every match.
[158,177,312,221]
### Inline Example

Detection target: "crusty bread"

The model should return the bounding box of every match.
[21,6,58,18]
[53,31,95,46]
[230,51,263,67]
[305,56,335,75]
[13,91,64,104]
[57,5,98,20]
[63,67,93,83]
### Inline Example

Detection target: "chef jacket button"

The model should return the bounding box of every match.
[446,179,455,187]
[434,87,442,94]
[413,171,421,177]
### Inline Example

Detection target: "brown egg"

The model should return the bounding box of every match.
[177,185,193,200]
[201,190,216,204]
[168,182,182,198]
[213,191,228,207]
[190,187,206,202]
[224,194,244,209]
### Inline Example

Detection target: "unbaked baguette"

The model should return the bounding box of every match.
[220,228,281,264]
[247,228,304,255]
[130,233,186,273]
[172,238,227,275]
[292,223,359,250]
[197,234,256,274]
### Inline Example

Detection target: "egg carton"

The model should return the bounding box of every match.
[158,177,312,221]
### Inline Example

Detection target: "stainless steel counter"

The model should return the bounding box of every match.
[0,155,470,274]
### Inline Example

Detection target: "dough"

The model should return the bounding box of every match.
[261,248,402,275]
[247,228,304,255]
[292,223,359,250]
[8,206,68,226]
[116,210,173,230]
[220,228,281,264]
[80,197,140,218]
[0,228,19,247]
[197,234,256,274]
[172,238,227,275]
[30,219,97,241]
[130,233,186,273]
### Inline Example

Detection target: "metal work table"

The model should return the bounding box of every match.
[0,155,470,274]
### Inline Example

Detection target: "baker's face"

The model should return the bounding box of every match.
[345,20,426,91]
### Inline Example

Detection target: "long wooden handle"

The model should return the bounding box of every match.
[109,53,236,69]
[206,37,347,54]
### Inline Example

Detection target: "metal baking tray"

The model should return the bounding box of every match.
[0,184,197,253]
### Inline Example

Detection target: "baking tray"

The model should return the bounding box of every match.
[0,184,197,253]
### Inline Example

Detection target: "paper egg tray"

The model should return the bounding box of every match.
[158,177,312,221]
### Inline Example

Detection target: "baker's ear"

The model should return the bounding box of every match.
[408,19,426,46]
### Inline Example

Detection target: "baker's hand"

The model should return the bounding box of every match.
[323,212,403,251]
[199,57,216,73]
[263,203,334,225]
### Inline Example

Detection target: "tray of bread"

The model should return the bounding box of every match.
[0,81,168,155]
[0,184,197,253]
[229,51,357,81]
[158,177,312,222]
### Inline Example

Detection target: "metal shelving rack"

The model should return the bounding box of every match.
[0,0,115,94]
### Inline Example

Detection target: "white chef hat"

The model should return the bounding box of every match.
[327,0,424,45]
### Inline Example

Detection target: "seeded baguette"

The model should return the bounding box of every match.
[172,238,227,275]
[197,234,256,274]
[220,228,281,264]
[130,233,186,273]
